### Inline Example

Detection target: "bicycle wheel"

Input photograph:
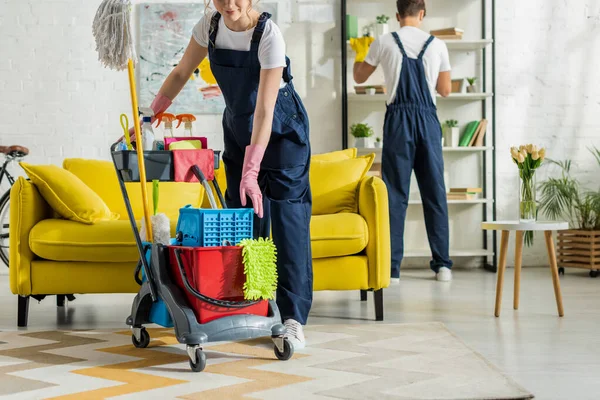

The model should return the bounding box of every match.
[0,190,10,268]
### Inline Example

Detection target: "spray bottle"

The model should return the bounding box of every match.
[175,114,197,137]
[139,107,155,152]
[154,112,176,138]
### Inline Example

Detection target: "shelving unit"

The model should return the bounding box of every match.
[341,0,497,268]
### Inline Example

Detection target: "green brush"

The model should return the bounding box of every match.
[152,179,159,216]
[238,238,278,300]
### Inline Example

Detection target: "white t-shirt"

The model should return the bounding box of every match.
[364,26,451,105]
[193,11,287,87]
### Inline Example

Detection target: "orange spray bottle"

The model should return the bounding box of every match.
[175,114,197,137]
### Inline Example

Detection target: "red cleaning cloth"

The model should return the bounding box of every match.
[172,149,215,182]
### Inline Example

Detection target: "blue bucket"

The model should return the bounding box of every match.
[141,242,173,328]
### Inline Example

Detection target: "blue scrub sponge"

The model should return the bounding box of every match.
[238,238,278,301]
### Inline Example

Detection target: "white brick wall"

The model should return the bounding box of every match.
[1,0,599,268]
[496,0,600,266]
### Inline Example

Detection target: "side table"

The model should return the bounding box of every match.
[482,221,569,317]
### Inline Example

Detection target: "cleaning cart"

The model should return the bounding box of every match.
[110,144,294,373]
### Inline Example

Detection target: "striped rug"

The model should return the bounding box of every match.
[0,322,533,399]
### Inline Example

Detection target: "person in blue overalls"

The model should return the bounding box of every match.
[140,1,312,349]
[352,0,454,282]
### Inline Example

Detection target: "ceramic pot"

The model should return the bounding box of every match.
[354,137,368,148]
[376,23,389,38]
[467,84,478,93]
[366,88,376,95]
[444,127,460,147]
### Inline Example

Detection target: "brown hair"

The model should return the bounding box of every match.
[396,0,426,18]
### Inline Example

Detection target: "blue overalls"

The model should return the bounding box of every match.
[207,12,313,324]
[381,32,453,278]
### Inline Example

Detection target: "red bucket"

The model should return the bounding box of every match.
[167,245,268,324]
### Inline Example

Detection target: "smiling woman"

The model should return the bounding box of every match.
[135,0,313,350]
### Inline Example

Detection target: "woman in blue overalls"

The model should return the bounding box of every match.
[143,3,312,349]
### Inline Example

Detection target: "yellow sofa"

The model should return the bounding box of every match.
[10,148,390,327]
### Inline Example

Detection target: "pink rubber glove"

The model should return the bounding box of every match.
[240,144,266,218]
[127,93,173,142]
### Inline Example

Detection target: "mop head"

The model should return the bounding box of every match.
[238,238,278,301]
[140,213,171,245]
[92,0,136,71]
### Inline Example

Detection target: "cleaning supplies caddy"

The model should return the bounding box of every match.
[110,140,294,373]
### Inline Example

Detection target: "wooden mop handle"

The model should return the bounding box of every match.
[127,58,153,243]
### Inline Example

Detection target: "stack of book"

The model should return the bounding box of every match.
[447,188,482,201]
[458,119,488,147]
[430,27,464,40]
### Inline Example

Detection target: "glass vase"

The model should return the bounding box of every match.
[519,172,537,223]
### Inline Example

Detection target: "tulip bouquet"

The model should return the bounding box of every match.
[511,144,546,224]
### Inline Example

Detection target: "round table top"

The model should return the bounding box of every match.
[481,220,569,231]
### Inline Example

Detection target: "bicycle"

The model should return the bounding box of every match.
[0,145,29,268]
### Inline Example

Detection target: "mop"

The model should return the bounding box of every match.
[93,0,153,242]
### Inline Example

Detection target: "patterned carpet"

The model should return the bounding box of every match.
[0,322,533,400]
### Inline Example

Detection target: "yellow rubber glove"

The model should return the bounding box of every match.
[349,36,375,63]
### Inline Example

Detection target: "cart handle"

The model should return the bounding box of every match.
[173,248,263,309]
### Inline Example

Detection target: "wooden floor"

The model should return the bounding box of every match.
[1,267,599,400]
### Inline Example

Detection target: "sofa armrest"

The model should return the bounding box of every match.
[9,177,53,296]
[358,176,391,290]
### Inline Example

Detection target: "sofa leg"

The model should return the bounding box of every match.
[57,295,65,307]
[360,290,368,301]
[18,296,30,327]
[374,289,383,321]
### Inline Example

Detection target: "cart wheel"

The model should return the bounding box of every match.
[189,349,206,372]
[558,267,565,276]
[132,327,150,348]
[274,339,294,361]
[590,270,599,278]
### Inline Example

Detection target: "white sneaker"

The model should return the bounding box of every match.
[436,267,452,282]
[390,278,400,284]
[283,319,306,350]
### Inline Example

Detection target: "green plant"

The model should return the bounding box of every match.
[238,238,278,301]
[376,137,381,143]
[444,119,458,128]
[376,15,390,24]
[350,123,374,138]
[467,77,477,86]
[538,147,600,231]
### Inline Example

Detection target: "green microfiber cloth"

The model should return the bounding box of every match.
[238,238,278,300]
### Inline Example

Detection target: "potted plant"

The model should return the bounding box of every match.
[537,147,600,276]
[466,77,478,93]
[374,136,382,148]
[365,85,377,95]
[443,119,459,147]
[350,123,374,148]
[376,15,390,37]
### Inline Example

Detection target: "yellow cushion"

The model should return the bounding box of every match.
[310,154,374,215]
[313,256,369,291]
[63,158,204,221]
[311,213,368,259]
[19,162,119,224]
[30,218,178,262]
[312,148,357,161]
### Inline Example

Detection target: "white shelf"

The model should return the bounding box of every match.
[404,249,494,258]
[409,198,493,205]
[441,93,493,101]
[445,39,493,51]
[347,39,492,51]
[357,146,492,154]
[347,93,493,102]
